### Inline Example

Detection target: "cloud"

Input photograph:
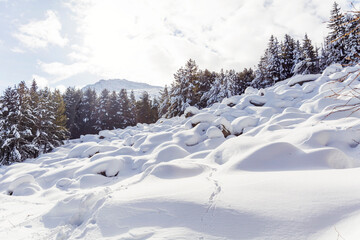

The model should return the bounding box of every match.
[40,0,353,88]
[13,10,68,49]
[30,75,49,89]
[54,85,67,93]
[38,60,90,83]
[11,47,25,53]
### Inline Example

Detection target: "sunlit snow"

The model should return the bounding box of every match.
[1,64,360,239]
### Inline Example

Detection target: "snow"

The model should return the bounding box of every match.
[82,79,163,100]
[1,64,360,239]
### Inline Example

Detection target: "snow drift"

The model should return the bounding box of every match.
[1,64,360,239]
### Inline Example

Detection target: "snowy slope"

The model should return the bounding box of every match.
[82,79,163,99]
[1,64,360,239]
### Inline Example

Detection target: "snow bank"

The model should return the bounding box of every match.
[1,64,360,240]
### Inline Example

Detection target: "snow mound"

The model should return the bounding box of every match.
[149,163,206,179]
[67,142,99,158]
[228,142,355,171]
[7,174,41,196]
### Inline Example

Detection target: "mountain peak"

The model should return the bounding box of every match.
[82,79,163,99]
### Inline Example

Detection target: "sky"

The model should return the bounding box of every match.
[0,0,358,93]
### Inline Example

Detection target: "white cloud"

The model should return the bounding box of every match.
[11,47,25,53]
[42,0,354,87]
[30,75,49,89]
[13,10,68,49]
[53,84,67,93]
[38,60,91,83]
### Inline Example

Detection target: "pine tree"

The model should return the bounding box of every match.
[197,69,216,108]
[167,59,199,117]
[136,91,152,124]
[343,12,360,64]
[280,34,296,80]
[129,90,137,126]
[266,35,281,83]
[0,85,36,164]
[33,88,54,153]
[158,85,170,118]
[96,89,110,130]
[107,91,120,129]
[118,89,132,128]
[17,81,37,155]
[51,90,69,145]
[294,34,319,74]
[252,54,269,89]
[150,98,160,123]
[319,44,330,71]
[253,35,281,88]
[293,40,303,69]
[236,68,255,94]
[78,88,97,135]
[63,87,82,138]
[202,70,224,106]
[326,2,346,65]
[0,87,23,164]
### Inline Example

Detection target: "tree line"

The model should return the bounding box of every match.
[0,82,159,164]
[159,2,360,117]
[0,81,68,165]
[63,87,159,139]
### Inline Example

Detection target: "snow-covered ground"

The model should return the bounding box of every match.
[1,64,360,240]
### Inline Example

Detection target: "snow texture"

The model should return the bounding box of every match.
[1,65,360,239]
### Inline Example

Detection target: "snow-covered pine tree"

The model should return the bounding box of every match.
[326,1,346,65]
[63,87,82,138]
[96,89,110,130]
[167,59,199,117]
[32,87,55,154]
[319,44,330,71]
[17,81,37,157]
[158,85,170,118]
[107,91,120,129]
[292,40,303,72]
[197,69,216,108]
[118,89,132,128]
[266,35,281,83]
[136,91,152,124]
[280,34,296,80]
[343,12,360,64]
[0,85,36,164]
[294,34,319,75]
[0,87,22,164]
[202,69,225,106]
[253,35,281,88]
[224,69,238,97]
[150,98,160,123]
[129,90,137,126]
[304,34,319,73]
[78,88,97,135]
[252,54,268,89]
[236,68,255,95]
[50,89,69,146]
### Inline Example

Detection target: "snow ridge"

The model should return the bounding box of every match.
[1,64,360,239]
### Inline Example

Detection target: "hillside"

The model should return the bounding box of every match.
[82,79,163,99]
[1,64,360,239]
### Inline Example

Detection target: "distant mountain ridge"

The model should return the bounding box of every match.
[82,79,163,99]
